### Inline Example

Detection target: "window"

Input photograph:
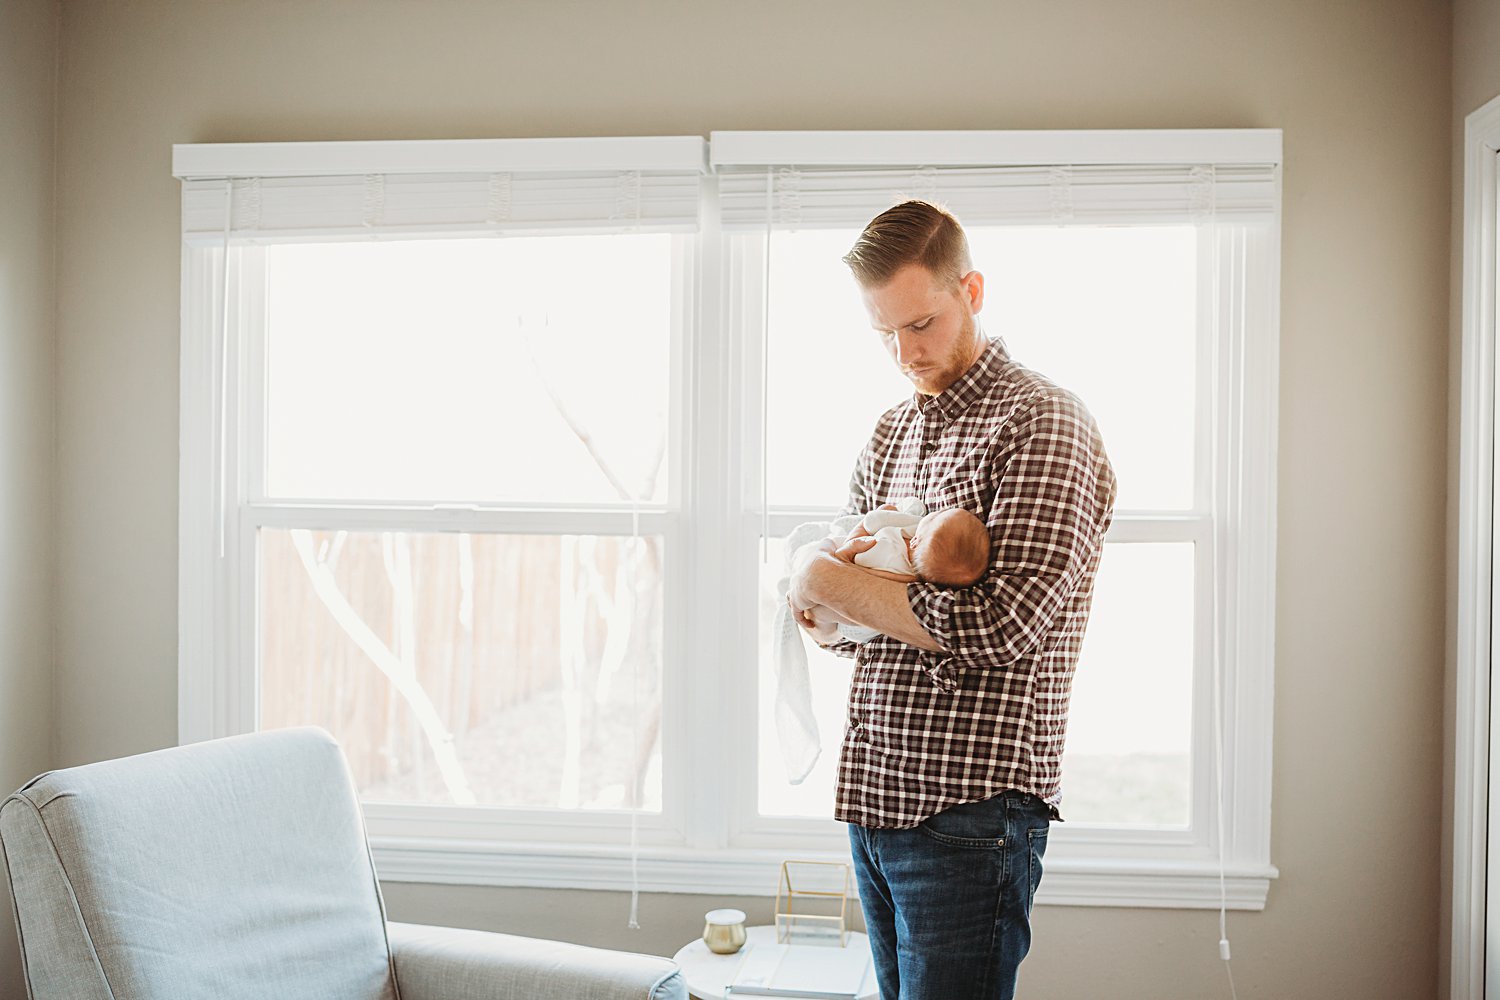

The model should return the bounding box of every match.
[176,130,1280,907]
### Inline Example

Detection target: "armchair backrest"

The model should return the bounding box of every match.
[0,727,399,1000]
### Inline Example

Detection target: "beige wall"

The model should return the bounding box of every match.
[0,0,60,996]
[46,1,1451,997]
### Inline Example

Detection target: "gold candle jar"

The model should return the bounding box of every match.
[702,908,747,955]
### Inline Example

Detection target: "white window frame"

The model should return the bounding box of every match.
[176,129,1280,909]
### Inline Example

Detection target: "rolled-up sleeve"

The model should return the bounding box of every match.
[822,637,862,659]
[906,392,1114,688]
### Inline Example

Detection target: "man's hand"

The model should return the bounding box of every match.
[789,535,878,611]
[786,537,834,611]
[789,526,945,653]
[791,601,843,645]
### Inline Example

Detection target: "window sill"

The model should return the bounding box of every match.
[369,837,1276,911]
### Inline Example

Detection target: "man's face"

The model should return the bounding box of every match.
[860,263,986,396]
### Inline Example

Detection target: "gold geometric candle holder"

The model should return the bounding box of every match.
[773,860,851,948]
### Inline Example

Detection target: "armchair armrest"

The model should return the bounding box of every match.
[387,920,687,1000]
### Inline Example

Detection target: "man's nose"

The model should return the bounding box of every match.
[895,332,923,367]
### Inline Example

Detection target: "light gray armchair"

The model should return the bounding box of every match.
[0,727,685,1000]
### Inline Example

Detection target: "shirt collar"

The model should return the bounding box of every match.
[916,338,1010,420]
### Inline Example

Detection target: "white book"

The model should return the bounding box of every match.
[726,941,871,1000]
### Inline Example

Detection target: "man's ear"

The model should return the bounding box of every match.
[960,270,985,315]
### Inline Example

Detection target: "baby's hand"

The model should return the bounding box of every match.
[848,503,898,540]
[833,535,879,562]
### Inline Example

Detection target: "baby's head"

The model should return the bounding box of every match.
[910,507,990,586]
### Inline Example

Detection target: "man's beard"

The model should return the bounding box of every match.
[908,313,983,396]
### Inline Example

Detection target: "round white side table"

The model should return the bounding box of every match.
[671,924,878,1000]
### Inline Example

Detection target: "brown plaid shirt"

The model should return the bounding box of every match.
[829,338,1116,829]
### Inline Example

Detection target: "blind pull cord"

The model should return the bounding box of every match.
[627,499,643,930]
[1205,166,1240,1000]
[760,167,773,566]
[217,178,232,560]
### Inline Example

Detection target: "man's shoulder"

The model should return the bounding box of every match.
[985,357,1095,428]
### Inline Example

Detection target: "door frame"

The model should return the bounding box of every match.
[1455,90,1500,1000]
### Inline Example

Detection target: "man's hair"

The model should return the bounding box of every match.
[911,507,991,587]
[842,200,974,288]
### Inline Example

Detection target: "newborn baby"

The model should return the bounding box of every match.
[852,503,991,585]
[805,499,992,644]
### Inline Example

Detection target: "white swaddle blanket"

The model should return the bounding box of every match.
[768,498,926,784]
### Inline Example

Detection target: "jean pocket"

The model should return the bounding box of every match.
[914,798,1008,850]
[916,823,1005,849]
[1025,827,1048,911]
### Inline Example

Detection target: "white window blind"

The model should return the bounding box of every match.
[711,129,1280,230]
[173,137,706,244]
[716,164,1278,230]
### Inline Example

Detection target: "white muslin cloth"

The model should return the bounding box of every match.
[768,498,926,784]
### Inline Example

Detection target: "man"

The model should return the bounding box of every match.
[788,201,1116,1000]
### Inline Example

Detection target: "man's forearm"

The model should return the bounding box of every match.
[803,556,945,652]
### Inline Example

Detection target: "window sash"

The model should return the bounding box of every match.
[239,232,696,511]
[731,525,1207,859]
[188,235,700,836]
[243,509,692,842]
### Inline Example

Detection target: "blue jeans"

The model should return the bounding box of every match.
[848,790,1050,1000]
